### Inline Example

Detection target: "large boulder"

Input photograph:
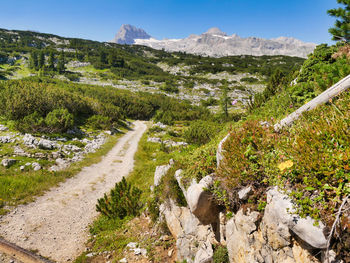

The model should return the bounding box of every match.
[160,199,215,263]
[226,209,263,263]
[186,175,220,225]
[265,187,327,249]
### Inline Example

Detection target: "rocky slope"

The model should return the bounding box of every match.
[111,25,316,58]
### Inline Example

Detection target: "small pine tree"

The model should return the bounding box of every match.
[220,84,230,117]
[57,51,66,73]
[48,51,55,71]
[100,50,108,65]
[328,0,350,42]
[29,51,38,70]
[38,51,45,69]
[96,177,143,219]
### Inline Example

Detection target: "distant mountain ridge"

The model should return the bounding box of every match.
[111,25,316,58]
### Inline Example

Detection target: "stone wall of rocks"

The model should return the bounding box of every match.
[151,140,343,263]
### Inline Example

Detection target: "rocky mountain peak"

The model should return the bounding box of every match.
[112,24,151,44]
[205,27,227,36]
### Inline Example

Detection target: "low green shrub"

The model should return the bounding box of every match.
[240,77,259,83]
[87,115,111,130]
[159,83,179,93]
[15,111,45,132]
[45,108,74,132]
[200,97,218,107]
[213,246,229,263]
[184,120,221,145]
[64,72,81,81]
[96,177,143,219]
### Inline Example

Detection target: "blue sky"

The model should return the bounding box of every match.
[1,0,337,44]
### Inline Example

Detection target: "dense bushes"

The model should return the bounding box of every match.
[184,120,222,145]
[0,78,210,133]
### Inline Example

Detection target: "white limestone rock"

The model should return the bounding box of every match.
[265,187,328,249]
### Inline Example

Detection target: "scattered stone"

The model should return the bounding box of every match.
[2,158,16,168]
[126,242,137,249]
[259,121,271,127]
[32,162,42,171]
[238,186,252,201]
[25,162,31,166]
[23,134,38,147]
[147,137,162,143]
[168,249,173,257]
[64,144,81,152]
[0,124,9,131]
[0,136,14,143]
[119,258,128,263]
[34,152,47,159]
[134,248,142,255]
[160,235,171,241]
[51,151,64,159]
[14,146,27,157]
[38,139,57,150]
[154,122,167,129]
[20,165,25,171]
[85,252,94,258]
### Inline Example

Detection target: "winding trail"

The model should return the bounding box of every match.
[0,121,147,263]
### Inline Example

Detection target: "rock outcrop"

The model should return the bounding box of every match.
[186,175,220,225]
[160,199,215,263]
[154,159,174,186]
[156,167,332,263]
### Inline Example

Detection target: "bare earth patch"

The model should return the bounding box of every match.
[0,121,147,263]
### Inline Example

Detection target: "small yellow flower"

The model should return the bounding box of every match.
[278,160,294,171]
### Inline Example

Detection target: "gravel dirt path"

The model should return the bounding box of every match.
[0,121,147,263]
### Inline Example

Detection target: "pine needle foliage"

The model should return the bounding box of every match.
[96,177,143,219]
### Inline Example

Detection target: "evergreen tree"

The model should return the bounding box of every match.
[48,51,55,71]
[57,51,66,73]
[100,50,107,65]
[38,51,45,69]
[29,51,38,70]
[220,83,230,117]
[328,0,350,42]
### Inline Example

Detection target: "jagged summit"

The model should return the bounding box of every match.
[110,25,316,58]
[112,24,151,44]
[205,27,227,36]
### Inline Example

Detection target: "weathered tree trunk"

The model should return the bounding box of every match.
[274,74,350,131]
